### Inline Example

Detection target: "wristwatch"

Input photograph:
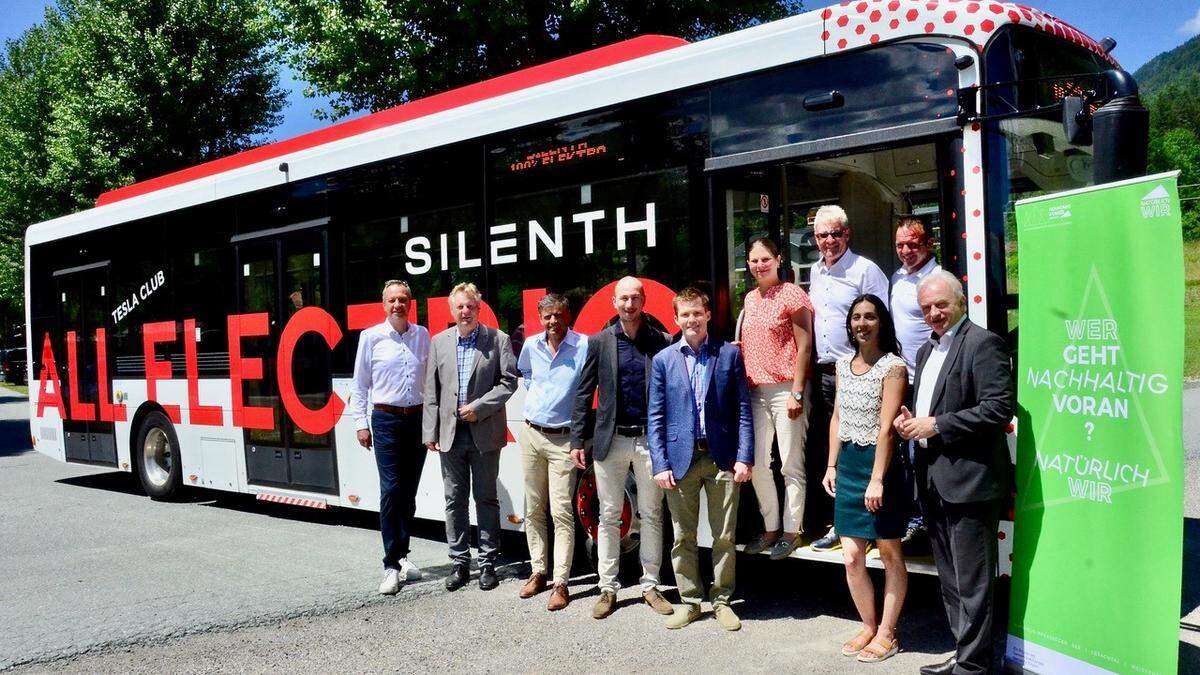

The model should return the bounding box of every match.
[791,391,804,402]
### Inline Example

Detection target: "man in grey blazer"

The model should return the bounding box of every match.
[895,270,1014,675]
[423,282,519,592]
[570,276,674,619]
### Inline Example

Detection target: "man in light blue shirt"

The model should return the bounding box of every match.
[515,293,588,611]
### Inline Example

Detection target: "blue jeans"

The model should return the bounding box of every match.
[372,409,427,569]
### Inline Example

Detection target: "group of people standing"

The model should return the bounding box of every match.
[350,204,1014,675]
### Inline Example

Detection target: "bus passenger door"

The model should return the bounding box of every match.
[54,263,117,466]
[711,166,783,335]
[235,228,338,494]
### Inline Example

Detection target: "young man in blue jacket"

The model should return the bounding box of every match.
[649,287,754,631]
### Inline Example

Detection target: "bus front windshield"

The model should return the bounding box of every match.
[983,26,1113,345]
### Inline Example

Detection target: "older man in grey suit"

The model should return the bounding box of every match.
[423,282,519,592]
[895,270,1014,675]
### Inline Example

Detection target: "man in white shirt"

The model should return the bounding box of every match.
[890,218,941,380]
[350,280,431,595]
[807,204,889,551]
[889,217,941,551]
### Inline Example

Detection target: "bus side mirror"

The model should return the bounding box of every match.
[1092,70,1149,184]
[1061,96,1092,146]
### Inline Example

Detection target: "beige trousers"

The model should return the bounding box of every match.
[595,434,665,592]
[665,449,740,607]
[748,382,810,533]
[519,425,577,584]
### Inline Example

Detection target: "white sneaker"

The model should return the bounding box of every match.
[378,568,402,595]
[398,558,422,581]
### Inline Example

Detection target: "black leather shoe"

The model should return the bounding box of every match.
[919,656,957,675]
[444,564,469,592]
[479,564,498,591]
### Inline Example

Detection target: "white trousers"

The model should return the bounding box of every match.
[594,434,664,592]
[748,382,810,533]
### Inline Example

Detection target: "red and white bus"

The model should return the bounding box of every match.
[24,1,1145,574]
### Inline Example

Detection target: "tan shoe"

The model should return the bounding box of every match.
[592,590,616,619]
[547,583,570,611]
[665,603,702,629]
[713,604,741,631]
[642,588,675,615]
[519,573,546,599]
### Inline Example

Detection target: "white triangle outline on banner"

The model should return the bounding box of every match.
[1017,264,1170,513]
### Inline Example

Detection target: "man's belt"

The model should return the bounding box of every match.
[526,421,570,436]
[616,424,646,437]
[374,403,421,415]
[816,362,837,376]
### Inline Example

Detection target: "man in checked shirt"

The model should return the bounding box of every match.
[351,280,431,595]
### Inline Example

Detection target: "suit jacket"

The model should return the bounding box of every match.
[647,338,754,477]
[912,318,1014,503]
[422,325,519,452]
[570,321,671,460]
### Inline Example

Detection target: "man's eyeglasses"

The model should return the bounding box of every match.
[815,229,846,240]
[895,242,926,250]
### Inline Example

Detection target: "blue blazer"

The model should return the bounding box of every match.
[647,337,753,478]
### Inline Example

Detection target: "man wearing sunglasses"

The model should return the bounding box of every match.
[806,204,889,552]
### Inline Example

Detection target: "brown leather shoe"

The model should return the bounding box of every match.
[643,588,675,615]
[592,590,616,619]
[519,573,546,599]
[547,583,570,611]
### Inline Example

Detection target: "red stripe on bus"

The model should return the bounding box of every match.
[95,35,688,207]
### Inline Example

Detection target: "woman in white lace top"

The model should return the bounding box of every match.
[821,294,909,663]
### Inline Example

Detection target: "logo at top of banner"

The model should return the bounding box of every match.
[1140,185,1171,219]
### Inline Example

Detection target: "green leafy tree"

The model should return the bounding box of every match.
[1147,82,1200,240]
[0,0,286,313]
[269,0,802,121]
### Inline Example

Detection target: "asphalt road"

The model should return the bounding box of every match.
[1,385,1197,673]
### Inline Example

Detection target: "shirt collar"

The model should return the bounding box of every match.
[536,329,579,349]
[901,255,938,277]
[457,326,480,344]
[677,336,712,356]
[819,248,857,273]
[385,320,411,338]
[931,315,968,344]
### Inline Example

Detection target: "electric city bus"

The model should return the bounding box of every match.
[23,0,1148,575]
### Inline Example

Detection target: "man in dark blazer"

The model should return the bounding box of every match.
[649,287,753,632]
[423,282,519,593]
[569,276,674,619]
[895,270,1014,675]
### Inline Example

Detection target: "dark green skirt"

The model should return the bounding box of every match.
[833,441,908,540]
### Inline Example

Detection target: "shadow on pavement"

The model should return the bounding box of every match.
[1184,518,1200,618]
[0,417,33,458]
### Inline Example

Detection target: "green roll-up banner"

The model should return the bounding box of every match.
[1006,171,1184,674]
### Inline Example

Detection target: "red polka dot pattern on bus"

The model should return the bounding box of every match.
[817,0,1117,66]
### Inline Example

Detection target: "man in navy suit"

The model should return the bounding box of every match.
[649,287,753,631]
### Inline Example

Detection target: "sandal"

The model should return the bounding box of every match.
[840,629,875,656]
[856,634,899,663]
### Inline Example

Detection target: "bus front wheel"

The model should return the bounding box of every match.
[135,411,182,500]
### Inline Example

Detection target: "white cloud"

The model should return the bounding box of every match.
[1180,6,1200,35]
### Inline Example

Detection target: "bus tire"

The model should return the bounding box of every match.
[573,466,640,575]
[135,410,183,501]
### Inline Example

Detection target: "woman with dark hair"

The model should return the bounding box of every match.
[821,293,908,663]
[738,235,814,560]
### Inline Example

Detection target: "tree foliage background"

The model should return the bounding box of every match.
[1134,33,1200,240]
[0,0,285,319]
[268,0,803,121]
